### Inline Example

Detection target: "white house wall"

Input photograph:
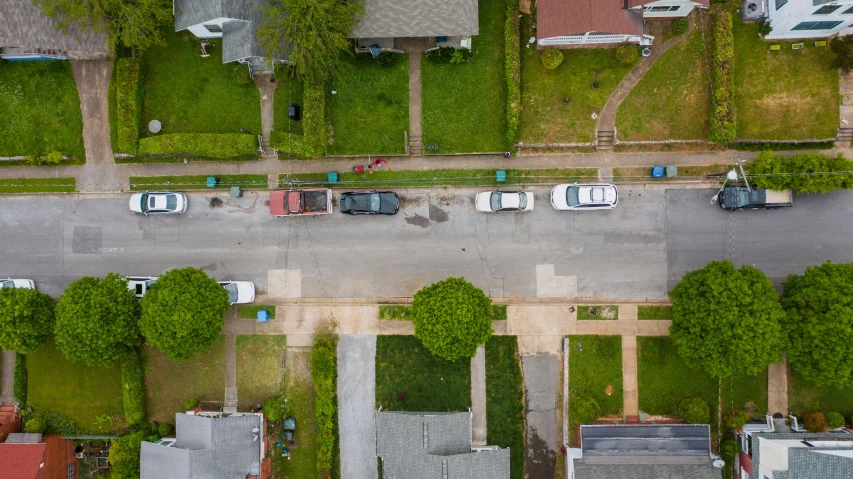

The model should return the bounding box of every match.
[636,0,706,18]
[183,17,233,38]
[767,0,853,39]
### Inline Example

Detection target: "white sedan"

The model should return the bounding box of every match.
[0,279,35,290]
[551,183,618,210]
[129,191,188,215]
[219,281,256,305]
[475,191,534,213]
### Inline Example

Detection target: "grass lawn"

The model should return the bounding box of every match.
[788,367,853,418]
[568,335,623,416]
[637,337,718,417]
[376,335,471,411]
[721,371,768,417]
[519,18,637,144]
[732,9,838,140]
[273,349,316,479]
[0,61,85,159]
[140,28,261,136]
[577,305,618,320]
[637,305,673,320]
[613,164,728,182]
[379,305,412,320]
[237,305,276,320]
[327,54,409,155]
[282,167,597,188]
[0,178,75,194]
[616,29,710,140]
[236,335,287,408]
[273,68,304,135]
[130,174,268,190]
[421,0,508,153]
[27,338,124,433]
[485,336,525,479]
[143,337,225,423]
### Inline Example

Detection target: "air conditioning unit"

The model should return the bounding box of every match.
[76,452,84,459]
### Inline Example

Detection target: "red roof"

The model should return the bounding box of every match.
[0,443,47,479]
[537,0,644,39]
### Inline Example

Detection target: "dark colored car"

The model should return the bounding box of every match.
[339,191,400,215]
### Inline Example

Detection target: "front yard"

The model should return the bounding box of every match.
[637,337,718,417]
[788,368,853,418]
[273,348,317,479]
[273,69,304,135]
[568,335,623,416]
[236,335,287,409]
[0,61,85,160]
[485,336,525,479]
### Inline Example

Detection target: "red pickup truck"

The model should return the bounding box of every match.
[269,188,333,216]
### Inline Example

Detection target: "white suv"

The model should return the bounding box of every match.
[551,184,618,210]
[0,279,35,290]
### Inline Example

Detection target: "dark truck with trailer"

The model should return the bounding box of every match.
[717,186,793,211]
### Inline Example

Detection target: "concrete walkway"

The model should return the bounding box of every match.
[767,357,788,416]
[0,351,15,406]
[471,345,487,446]
[72,60,119,191]
[408,52,423,155]
[255,74,277,159]
[338,335,378,479]
[622,336,639,416]
[224,333,238,413]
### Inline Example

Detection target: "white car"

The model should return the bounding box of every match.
[0,279,35,290]
[218,281,256,305]
[129,191,188,215]
[127,276,157,298]
[551,183,618,210]
[475,191,534,213]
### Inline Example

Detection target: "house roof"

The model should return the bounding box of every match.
[0,0,109,55]
[140,413,264,479]
[174,0,263,31]
[573,463,724,479]
[754,433,853,479]
[349,0,479,39]
[0,443,47,479]
[537,0,644,39]
[375,411,511,479]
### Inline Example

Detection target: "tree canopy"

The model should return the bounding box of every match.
[139,267,229,362]
[411,277,493,361]
[0,288,55,354]
[35,0,173,52]
[748,151,853,193]
[669,260,784,378]
[257,0,364,80]
[55,274,140,365]
[781,261,853,388]
[108,428,159,479]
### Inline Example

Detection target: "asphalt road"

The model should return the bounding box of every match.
[1,187,852,298]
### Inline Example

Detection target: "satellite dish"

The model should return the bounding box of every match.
[713,459,726,468]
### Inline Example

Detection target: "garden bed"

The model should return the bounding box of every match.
[577,305,618,321]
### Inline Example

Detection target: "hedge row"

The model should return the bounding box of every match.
[116,58,142,155]
[120,349,146,425]
[138,133,257,159]
[115,154,258,164]
[505,0,521,146]
[269,132,312,158]
[303,79,327,157]
[709,11,736,143]
[14,353,26,406]
[312,336,338,475]
[748,151,853,193]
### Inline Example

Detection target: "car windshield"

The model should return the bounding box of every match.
[490,192,502,211]
[518,193,528,209]
[566,187,580,207]
[739,189,750,207]
[369,194,381,212]
[140,194,149,212]
[226,283,238,303]
[0,281,13,288]
[166,194,177,210]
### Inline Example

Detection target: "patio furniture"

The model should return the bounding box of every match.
[792,43,804,50]
[769,44,781,51]
[815,40,827,47]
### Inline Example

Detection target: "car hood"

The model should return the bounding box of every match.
[378,193,399,214]
[475,192,493,212]
[579,186,616,205]
[129,193,144,213]
[551,184,570,209]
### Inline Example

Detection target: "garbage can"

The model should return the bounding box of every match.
[328,172,338,183]
[230,186,243,198]
[206,176,217,188]
[651,166,665,178]
[496,170,507,183]
[257,310,269,323]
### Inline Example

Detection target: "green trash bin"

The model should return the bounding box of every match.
[496,170,507,183]
[328,172,338,183]
[206,176,217,188]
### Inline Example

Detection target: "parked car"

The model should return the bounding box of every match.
[717,186,793,211]
[339,191,400,215]
[127,276,157,298]
[475,191,534,213]
[129,191,188,215]
[269,189,333,216]
[0,279,35,290]
[550,183,618,210]
[218,281,256,305]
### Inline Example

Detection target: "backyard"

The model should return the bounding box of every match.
[0,61,85,160]
[637,337,718,417]
[140,28,262,136]
[731,8,839,140]
[327,54,409,155]
[27,338,124,432]
[788,368,853,418]
[485,336,525,479]
[721,371,768,417]
[568,335,623,416]
[375,335,471,411]
[273,348,317,479]
[421,0,508,153]
[616,29,710,140]
[236,335,287,409]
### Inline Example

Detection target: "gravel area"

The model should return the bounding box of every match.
[338,334,377,479]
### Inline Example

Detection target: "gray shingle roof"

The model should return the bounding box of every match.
[4,433,42,443]
[0,0,108,55]
[140,413,264,479]
[573,463,723,479]
[175,0,272,63]
[376,411,510,479]
[349,0,479,39]
[754,433,853,479]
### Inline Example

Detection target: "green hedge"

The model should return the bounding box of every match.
[14,353,27,406]
[312,336,338,476]
[504,0,521,146]
[120,350,146,425]
[748,151,853,193]
[116,58,142,154]
[269,131,312,157]
[138,133,257,158]
[710,11,736,143]
[115,154,258,164]
[303,80,327,157]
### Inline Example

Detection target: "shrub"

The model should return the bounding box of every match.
[804,412,829,432]
[116,58,142,154]
[678,397,710,424]
[709,11,737,142]
[426,46,456,63]
[758,18,773,36]
[672,18,689,36]
[302,80,327,157]
[570,395,600,425]
[263,397,284,422]
[231,63,252,85]
[826,411,845,429]
[312,336,338,475]
[377,52,401,66]
[183,398,199,411]
[831,35,853,74]
[158,422,174,437]
[25,417,47,433]
[269,131,312,158]
[540,49,564,70]
[505,0,521,146]
[721,439,739,460]
[748,151,853,194]
[614,45,638,65]
[138,133,257,159]
[14,353,26,406]
[120,350,146,425]
[725,410,749,432]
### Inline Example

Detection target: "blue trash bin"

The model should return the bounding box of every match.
[651,166,665,178]
[257,310,269,323]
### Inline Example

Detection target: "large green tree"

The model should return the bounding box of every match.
[256,0,364,80]
[0,288,55,354]
[55,273,140,365]
[748,151,853,193]
[36,0,172,52]
[139,267,229,362]
[669,260,785,378]
[781,261,853,388]
[411,277,493,361]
